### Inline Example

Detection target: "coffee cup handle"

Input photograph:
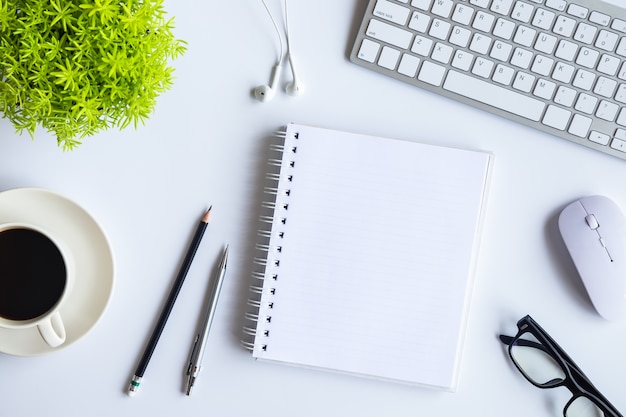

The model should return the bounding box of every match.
[37,311,66,348]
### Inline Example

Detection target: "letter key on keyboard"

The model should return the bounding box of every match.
[350,0,626,160]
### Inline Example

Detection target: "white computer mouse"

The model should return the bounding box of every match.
[558,195,626,321]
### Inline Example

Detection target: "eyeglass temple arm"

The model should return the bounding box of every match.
[499,334,584,374]
[499,334,546,351]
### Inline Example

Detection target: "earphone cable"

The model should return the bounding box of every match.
[261,0,284,66]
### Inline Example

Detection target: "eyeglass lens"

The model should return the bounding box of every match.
[511,332,565,386]
[566,397,604,417]
[511,332,605,417]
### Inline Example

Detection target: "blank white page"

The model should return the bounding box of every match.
[251,123,492,390]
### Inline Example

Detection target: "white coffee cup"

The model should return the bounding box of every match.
[0,222,74,347]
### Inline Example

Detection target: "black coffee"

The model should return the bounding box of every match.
[0,228,66,321]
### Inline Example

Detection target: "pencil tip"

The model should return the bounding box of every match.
[186,376,195,396]
[202,207,212,223]
[220,244,229,268]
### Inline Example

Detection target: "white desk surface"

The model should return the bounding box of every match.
[1,1,626,415]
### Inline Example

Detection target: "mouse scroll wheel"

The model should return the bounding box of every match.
[585,214,600,230]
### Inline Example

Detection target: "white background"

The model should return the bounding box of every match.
[1,1,626,416]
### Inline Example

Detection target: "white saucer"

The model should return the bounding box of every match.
[0,187,114,356]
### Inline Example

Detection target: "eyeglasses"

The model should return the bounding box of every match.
[499,315,622,417]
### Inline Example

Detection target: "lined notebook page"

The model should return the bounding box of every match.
[251,123,492,390]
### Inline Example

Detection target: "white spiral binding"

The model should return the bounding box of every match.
[251,271,265,280]
[241,128,298,352]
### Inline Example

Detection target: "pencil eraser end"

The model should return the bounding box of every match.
[127,375,141,397]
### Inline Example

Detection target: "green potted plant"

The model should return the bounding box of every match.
[0,0,186,149]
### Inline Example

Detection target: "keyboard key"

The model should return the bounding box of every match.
[594,76,617,97]
[532,8,555,30]
[452,50,474,71]
[491,40,513,61]
[411,35,434,56]
[553,16,576,37]
[472,57,495,78]
[511,47,533,69]
[597,54,620,76]
[611,19,626,34]
[531,55,555,76]
[576,47,599,68]
[513,25,536,47]
[511,1,534,23]
[358,39,381,63]
[552,62,575,83]
[554,86,576,107]
[596,30,619,52]
[450,26,472,47]
[431,0,454,18]
[596,100,619,121]
[534,78,557,99]
[469,0,489,8]
[573,69,595,90]
[418,61,446,85]
[589,131,610,145]
[374,0,410,25]
[432,42,453,64]
[545,0,566,12]
[473,11,496,32]
[411,0,432,10]
[491,0,514,16]
[470,33,492,54]
[568,114,592,137]
[493,64,515,85]
[535,32,558,54]
[589,11,610,27]
[366,19,412,49]
[429,19,452,40]
[379,46,401,69]
[543,105,571,130]
[409,12,431,33]
[443,70,545,121]
[567,4,588,19]
[493,18,516,39]
[452,4,475,25]
[398,54,421,77]
[610,137,626,152]
[575,94,598,114]
[513,71,535,92]
[555,40,578,61]
[574,23,598,45]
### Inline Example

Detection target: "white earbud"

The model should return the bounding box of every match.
[285,53,304,96]
[254,62,282,102]
[255,0,304,102]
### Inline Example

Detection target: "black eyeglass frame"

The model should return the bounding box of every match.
[499,315,622,417]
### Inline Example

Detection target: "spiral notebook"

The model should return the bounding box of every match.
[242,123,493,390]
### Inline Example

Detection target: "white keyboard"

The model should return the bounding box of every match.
[350,0,626,160]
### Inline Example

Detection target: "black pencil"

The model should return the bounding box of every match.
[127,207,212,397]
